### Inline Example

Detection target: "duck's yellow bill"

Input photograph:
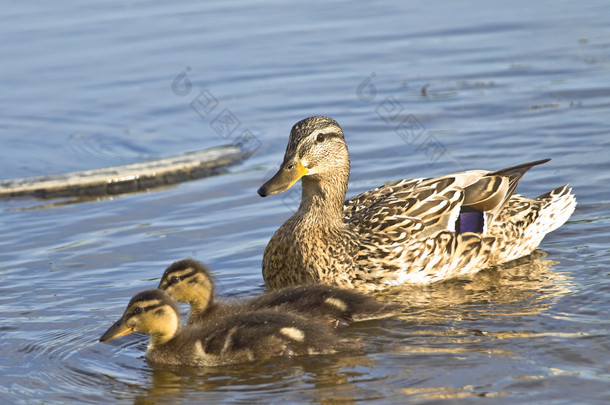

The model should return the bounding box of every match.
[258,161,308,197]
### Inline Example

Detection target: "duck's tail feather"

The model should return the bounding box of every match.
[533,184,577,235]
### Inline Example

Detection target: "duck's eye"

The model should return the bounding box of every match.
[316,133,325,143]
[133,307,143,314]
[286,163,295,170]
[170,276,181,285]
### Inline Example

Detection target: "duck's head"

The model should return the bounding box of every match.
[258,116,350,197]
[99,289,180,346]
[157,259,214,313]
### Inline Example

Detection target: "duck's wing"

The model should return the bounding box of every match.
[347,176,462,241]
[460,158,551,223]
[347,159,551,239]
[343,177,425,219]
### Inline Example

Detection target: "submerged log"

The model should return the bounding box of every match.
[0,145,244,199]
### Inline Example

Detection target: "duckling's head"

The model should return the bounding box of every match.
[99,289,180,346]
[158,259,214,313]
[258,116,350,197]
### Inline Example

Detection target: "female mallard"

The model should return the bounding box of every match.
[99,289,354,367]
[158,258,401,327]
[258,116,577,291]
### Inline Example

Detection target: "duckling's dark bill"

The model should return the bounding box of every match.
[258,161,308,197]
[99,318,134,343]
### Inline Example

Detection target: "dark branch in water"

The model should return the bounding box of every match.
[0,145,243,199]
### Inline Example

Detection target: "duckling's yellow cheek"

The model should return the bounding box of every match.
[126,318,139,329]
[163,285,176,296]
[173,289,191,303]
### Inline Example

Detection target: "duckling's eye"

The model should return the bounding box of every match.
[170,276,181,285]
[316,133,325,143]
[133,307,143,314]
[286,163,295,170]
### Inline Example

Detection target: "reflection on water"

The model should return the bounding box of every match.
[134,354,379,404]
[384,250,571,319]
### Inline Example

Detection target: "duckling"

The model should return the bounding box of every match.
[99,289,354,367]
[158,259,401,327]
[257,116,577,291]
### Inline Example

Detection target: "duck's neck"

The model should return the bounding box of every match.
[189,289,213,314]
[190,299,217,320]
[149,311,180,347]
[297,169,349,224]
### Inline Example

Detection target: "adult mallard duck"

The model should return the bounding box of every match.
[257,116,577,291]
[99,289,354,367]
[158,259,401,327]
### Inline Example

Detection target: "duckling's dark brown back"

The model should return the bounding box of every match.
[146,309,357,367]
[250,284,402,326]
[199,310,351,358]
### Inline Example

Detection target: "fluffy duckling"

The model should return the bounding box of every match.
[158,259,401,327]
[99,289,353,367]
